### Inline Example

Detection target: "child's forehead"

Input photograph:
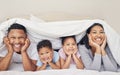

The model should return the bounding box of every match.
[64,37,76,42]
[39,47,52,52]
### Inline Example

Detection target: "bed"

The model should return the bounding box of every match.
[0,14,120,75]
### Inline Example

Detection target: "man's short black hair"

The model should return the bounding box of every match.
[7,23,27,33]
[37,40,52,52]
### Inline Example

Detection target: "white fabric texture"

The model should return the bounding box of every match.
[0,69,119,75]
[0,18,120,66]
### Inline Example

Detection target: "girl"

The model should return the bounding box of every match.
[58,35,84,69]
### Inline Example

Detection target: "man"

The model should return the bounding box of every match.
[0,23,38,71]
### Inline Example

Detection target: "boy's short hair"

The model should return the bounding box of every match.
[37,40,52,52]
[7,23,27,34]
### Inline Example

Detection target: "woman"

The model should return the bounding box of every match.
[78,23,118,72]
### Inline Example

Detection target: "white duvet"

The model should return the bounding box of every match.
[0,18,120,75]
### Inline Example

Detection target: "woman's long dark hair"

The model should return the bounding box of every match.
[78,23,104,49]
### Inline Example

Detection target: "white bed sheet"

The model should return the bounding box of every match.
[0,69,119,75]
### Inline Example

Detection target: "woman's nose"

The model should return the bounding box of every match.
[96,33,101,37]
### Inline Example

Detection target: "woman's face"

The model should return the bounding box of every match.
[89,25,105,45]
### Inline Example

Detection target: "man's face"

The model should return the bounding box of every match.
[7,29,27,53]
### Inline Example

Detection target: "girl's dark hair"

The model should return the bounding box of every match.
[78,23,104,49]
[61,35,76,45]
[37,40,52,52]
[7,23,27,34]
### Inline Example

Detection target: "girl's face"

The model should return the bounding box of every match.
[38,47,53,62]
[63,37,78,53]
[89,25,105,45]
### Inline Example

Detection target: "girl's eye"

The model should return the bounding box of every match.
[100,31,105,34]
[46,52,49,54]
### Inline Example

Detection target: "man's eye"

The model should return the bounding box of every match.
[66,44,70,46]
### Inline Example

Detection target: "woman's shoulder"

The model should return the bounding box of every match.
[78,44,86,49]
[78,44,89,52]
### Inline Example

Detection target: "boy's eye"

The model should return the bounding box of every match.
[40,53,43,55]
[72,43,75,45]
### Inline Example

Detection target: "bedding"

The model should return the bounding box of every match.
[0,69,119,75]
[0,18,120,74]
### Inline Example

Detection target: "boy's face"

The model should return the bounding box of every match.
[38,47,53,63]
[7,29,27,53]
[63,37,78,53]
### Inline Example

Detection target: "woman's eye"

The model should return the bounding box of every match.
[92,32,96,34]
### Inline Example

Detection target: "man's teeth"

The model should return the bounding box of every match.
[14,44,20,47]
[96,38,101,41]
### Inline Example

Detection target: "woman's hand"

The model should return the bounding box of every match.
[101,35,107,50]
[88,34,101,54]
[101,35,107,56]
[88,34,100,49]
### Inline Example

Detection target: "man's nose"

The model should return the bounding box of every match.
[15,38,20,43]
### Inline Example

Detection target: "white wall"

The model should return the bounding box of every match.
[0,0,120,35]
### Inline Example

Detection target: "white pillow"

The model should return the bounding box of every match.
[30,14,45,23]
